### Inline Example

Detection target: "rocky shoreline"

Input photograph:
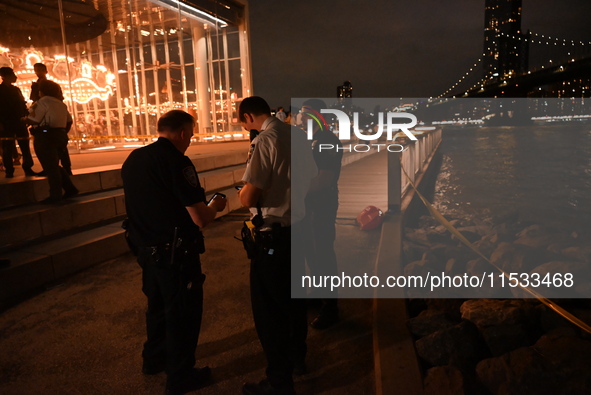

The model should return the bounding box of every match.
[403,215,591,394]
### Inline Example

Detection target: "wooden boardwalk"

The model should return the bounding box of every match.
[338,151,388,220]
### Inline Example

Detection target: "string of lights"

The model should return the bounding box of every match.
[435,57,484,98]
[498,31,591,47]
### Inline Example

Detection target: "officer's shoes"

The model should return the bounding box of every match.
[242,379,295,395]
[165,366,212,395]
[310,310,339,330]
[142,359,165,375]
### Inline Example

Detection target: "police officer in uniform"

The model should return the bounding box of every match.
[121,110,226,395]
[300,99,343,329]
[0,67,36,178]
[239,96,316,395]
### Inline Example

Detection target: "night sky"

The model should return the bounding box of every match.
[248,0,591,108]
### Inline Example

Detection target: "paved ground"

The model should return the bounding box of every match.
[0,210,378,395]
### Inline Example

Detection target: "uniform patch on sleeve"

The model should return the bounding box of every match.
[183,166,199,187]
[247,143,256,163]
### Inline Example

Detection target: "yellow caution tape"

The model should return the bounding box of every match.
[401,159,591,334]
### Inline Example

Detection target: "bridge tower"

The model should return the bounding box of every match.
[483,0,530,83]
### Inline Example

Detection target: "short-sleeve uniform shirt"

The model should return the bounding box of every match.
[242,117,292,227]
[122,137,206,247]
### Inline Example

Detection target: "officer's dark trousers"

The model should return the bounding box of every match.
[304,189,339,304]
[138,249,204,386]
[33,130,77,199]
[250,225,307,391]
[1,137,34,174]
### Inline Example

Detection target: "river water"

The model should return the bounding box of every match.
[432,123,591,234]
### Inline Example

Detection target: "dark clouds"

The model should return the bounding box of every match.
[248,0,591,108]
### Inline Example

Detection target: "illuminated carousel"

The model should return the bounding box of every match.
[0,0,252,150]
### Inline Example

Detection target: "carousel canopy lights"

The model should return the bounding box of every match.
[155,0,228,27]
[0,47,115,105]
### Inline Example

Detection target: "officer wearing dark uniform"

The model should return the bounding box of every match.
[301,99,343,330]
[239,96,316,395]
[0,67,36,178]
[121,110,226,395]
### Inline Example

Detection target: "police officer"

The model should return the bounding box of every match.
[0,67,36,178]
[239,96,316,395]
[121,110,226,395]
[300,99,343,329]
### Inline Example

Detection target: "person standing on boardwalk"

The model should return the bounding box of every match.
[121,110,226,395]
[301,99,343,329]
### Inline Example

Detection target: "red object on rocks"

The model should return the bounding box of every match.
[356,205,384,230]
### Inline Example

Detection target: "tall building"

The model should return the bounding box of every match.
[483,0,529,82]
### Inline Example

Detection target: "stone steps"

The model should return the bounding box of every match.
[0,149,247,310]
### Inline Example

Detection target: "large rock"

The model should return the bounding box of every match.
[407,309,459,338]
[480,324,534,357]
[461,299,539,356]
[528,261,589,298]
[532,334,591,394]
[490,242,547,274]
[423,365,483,395]
[402,240,429,263]
[561,245,591,264]
[415,321,489,371]
[476,347,558,394]
[460,299,537,327]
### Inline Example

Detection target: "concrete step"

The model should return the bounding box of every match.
[0,165,246,252]
[0,223,127,311]
[0,150,247,210]
[0,183,242,310]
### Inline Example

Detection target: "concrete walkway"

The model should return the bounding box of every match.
[0,145,387,394]
[0,210,375,395]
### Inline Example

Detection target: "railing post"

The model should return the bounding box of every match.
[387,149,401,213]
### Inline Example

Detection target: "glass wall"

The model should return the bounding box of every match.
[0,0,251,150]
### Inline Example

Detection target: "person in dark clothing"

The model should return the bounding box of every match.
[0,67,37,178]
[301,99,343,330]
[30,63,71,175]
[122,110,226,395]
[25,80,77,203]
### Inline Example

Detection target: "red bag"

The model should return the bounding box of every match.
[356,205,384,230]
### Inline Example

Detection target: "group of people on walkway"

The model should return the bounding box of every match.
[0,64,77,203]
[122,96,343,395]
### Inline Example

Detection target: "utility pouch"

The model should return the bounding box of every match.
[240,219,259,259]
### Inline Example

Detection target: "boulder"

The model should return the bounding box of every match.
[533,334,591,394]
[460,299,536,328]
[445,258,466,277]
[424,366,469,395]
[561,245,591,263]
[407,309,459,338]
[415,321,489,371]
[490,242,547,274]
[402,240,429,263]
[476,347,558,395]
[480,324,534,357]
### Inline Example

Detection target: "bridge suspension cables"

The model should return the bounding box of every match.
[497,31,591,72]
[434,56,485,99]
[435,32,591,99]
